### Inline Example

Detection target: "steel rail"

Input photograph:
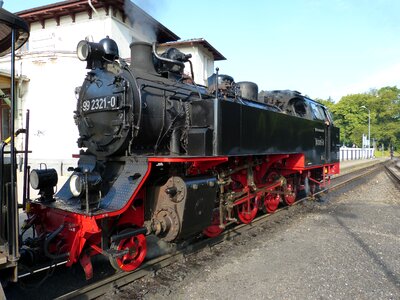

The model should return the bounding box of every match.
[55,161,385,300]
[384,160,400,184]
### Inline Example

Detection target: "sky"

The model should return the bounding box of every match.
[3,0,400,101]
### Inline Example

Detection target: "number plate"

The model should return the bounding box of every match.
[81,95,119,112]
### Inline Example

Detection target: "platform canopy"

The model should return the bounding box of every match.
[0,7,29,57]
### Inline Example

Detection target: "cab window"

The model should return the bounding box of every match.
[293,99,307,117]
[323,108,334,125]
[310,102,325,121]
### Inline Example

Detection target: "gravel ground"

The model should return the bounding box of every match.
[103,169,400,300]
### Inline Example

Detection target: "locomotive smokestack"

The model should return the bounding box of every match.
[130,42,158,74]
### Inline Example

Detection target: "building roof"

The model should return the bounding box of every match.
[159,38,226,61]
[16,0,179,43]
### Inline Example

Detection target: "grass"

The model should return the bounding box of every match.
[374,150,398,158]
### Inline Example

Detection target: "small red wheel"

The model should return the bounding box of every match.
[264,193,280,213]
[109,229,147,272]
[283,183,297,206]
[263,171,281,213]
[203,209,225,238]
[236,196,259,224]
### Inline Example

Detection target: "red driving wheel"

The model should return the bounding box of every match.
[263,171,281,213]
[236,196,259,224]
[283,182,297,206]
[264,193,280,213]
[109,230,147,272]
[203,209,225,238]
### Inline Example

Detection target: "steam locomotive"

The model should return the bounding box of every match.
[2,33,340,283]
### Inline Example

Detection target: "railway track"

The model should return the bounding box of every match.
[384,158,400,184]
[53,160,387,300]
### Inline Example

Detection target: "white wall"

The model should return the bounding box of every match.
[26,8,151,58]
[158,44,215,86]
[19,54,85,160]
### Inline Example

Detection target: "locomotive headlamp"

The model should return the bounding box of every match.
[30,169,58,190]
[69,174,84,197]
[77,40,90,61]
[30,169,58,201]
[76,40,105,69]
[69,172,102,197]
[77,37,119,69]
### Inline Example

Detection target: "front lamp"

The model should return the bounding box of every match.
[30,169,58,190]
[77,40,90,61]
[30,168,58,201]
[76,40,106,69]
[69,172,102,197]
[69,174,84,197]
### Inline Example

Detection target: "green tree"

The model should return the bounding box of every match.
[323,86,400,149]
[371,87,400,149]
[315,97,335,111]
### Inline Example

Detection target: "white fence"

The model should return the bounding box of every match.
[339,147,375,161]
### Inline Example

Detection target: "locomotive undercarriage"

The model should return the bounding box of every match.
[19,153,336,278]
[200,154,325,237]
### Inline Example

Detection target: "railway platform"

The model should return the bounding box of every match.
[338,157,387,175]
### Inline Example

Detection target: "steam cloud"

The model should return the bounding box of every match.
[124,0,162,43]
